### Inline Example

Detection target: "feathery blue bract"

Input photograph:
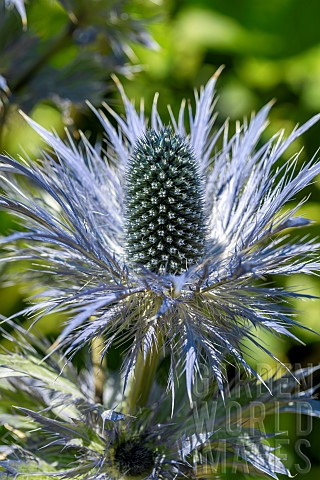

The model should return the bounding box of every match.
[4,0,27,27]
[1,325,320,479]
[0,71,320,400]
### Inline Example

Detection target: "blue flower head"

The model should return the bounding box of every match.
[2,324,320,479]
[0,70,320,401]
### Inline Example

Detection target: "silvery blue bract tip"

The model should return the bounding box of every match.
[0,70,320,401]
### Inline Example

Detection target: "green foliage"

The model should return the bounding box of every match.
[1,326,320,479]
[1,0,156,111]
[0,0,157,158]
[1,0,320,477]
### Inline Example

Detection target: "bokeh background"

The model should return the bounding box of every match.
[1,0,320,477]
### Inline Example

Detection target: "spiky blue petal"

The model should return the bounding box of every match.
[1,329,320,479]
[0,72,320,399]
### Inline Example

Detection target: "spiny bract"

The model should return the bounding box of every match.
[125,127,206,274]
[0,70,320,400]
[2,325,320,479]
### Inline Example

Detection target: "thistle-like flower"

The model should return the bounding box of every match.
[1,325,320,479]
[0,325,187,479]
[0,71,320,399]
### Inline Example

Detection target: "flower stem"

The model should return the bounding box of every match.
[92,336,106,404]
[11,20,77,94]
[128,334,162,414]
[0,19,78,150]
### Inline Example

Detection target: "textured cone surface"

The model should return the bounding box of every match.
[114,440,155,476]
[125,127,206,274]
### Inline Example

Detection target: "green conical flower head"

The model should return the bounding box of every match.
[125,127,206,274]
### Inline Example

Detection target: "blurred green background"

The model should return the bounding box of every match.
[1,0,320,477]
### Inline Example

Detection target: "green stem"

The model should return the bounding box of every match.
[11,21,77,94]
[0,19,79,149]
[92,335,106,404]
[0,102,8,149]
[128,333,162,414]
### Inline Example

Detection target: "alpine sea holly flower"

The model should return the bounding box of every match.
[0,325,188,479]
[1,325,320,479]
[0,70,320,400]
